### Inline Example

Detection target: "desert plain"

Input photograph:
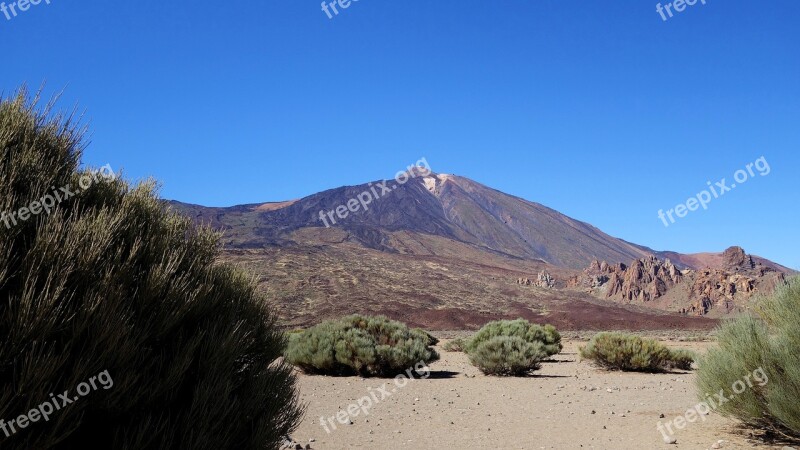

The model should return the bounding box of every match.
[289,337,789,450]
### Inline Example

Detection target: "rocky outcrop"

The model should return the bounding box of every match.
[687,247,786,315]
[568,259,622,289]
[517,271,556,289]
[574,246,789,316]
[722,246,755,272]
[537,271,555,288]
[604,256,683,302]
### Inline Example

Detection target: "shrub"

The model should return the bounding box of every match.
[285,315,440,377]
[665,349,696,371]
[0,90,303,449]
[696,278,800,439]
[468,336,547,376]
[465,319,562,357]
[412,328,440,346]
[442,338,465,352]
[579,332,694,372]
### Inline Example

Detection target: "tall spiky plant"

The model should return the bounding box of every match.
[697,277,800,442]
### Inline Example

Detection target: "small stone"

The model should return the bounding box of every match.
[663,436,677,444]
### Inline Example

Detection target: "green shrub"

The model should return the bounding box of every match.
[412,328,440,346]
[285,315,440,377]
[468,336,547,376]
[465,319,562,357]
[696,278,800,439]
[665,349,697,371]
[0,90,303,449]
[579,332,694,372]
[442,338,465,352]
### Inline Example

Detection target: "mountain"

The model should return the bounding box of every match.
[168,168,792,330]
[173,169,664,269]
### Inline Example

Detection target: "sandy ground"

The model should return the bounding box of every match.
[289,340,788,450]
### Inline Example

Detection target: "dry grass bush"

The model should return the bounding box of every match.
[580,332,695,372]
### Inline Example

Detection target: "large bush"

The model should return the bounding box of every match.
[0,90,303,449]
[462,319,561,376]
[696,278,800,440]
[468,336,547,376]
[580,332,695,372]
[464,319,562,356]
[285,315,440,377]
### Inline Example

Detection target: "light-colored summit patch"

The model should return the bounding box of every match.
[423,176,438,193]
[422,174,453,196]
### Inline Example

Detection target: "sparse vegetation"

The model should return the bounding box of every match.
[579,332,695,372]
[285,315,440,377]
[697,278,800,440]
[0,90,303,449]
[442,338,466,352]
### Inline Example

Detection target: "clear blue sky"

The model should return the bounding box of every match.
[2,1,798,268]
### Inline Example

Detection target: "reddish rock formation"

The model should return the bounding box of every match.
[722,246,755,272]
[604,256,683,302]
[573,246,788,317]
[688,247,786,314]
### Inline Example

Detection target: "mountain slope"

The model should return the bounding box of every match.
[171,171,667,270]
